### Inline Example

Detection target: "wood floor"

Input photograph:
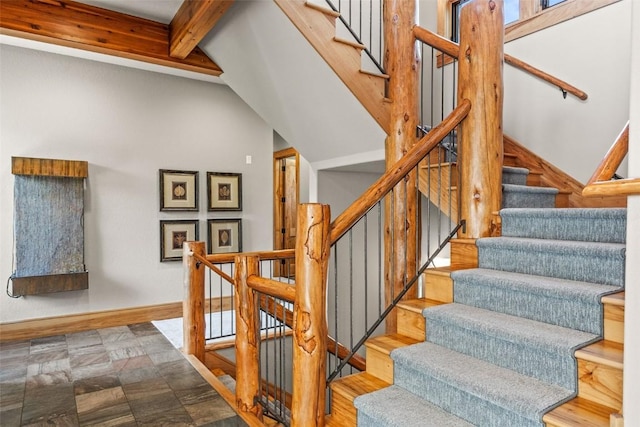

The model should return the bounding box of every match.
[0,322,246,426]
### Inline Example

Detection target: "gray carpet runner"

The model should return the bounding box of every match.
[354,163,626,426]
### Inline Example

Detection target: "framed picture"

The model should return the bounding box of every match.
[207,172,242,211]
[160,220,199,262]
[208,219,242,254]
[159,169,199,211]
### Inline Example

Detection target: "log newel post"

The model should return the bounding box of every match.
[383,0,420,333]
[457,0,504,238]
[291,203,330,427]
[234,255,262,419]
[183,241,205,362]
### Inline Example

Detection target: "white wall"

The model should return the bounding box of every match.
[503,1,631,183]
[0,45,273,323]
[623,0,640,419]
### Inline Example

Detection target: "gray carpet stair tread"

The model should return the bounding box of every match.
[502,166,530,185]
[500,208,626,243]
[424,303,597,355]
[502,184,559,194]
[502,166,530,175]
[450,268,618,334]
[391,342,573,422]
[354,385,474,427]
[451,268,620,302]
[477,236,626,286]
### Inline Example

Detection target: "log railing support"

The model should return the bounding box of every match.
[183,241,206,362]
[234,255,263,419]
[457,0,504,238]
[291,203,331,426]
[383,0,420,333]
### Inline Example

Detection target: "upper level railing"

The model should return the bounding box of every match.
[583,121,640,197]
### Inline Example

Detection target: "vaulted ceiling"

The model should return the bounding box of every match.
[0,0,234,78]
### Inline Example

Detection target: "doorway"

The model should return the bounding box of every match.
[273,148,299,277]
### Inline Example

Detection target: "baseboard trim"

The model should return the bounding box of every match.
[0,301,184,342]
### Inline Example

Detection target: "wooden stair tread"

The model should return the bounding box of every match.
[365,333,420,354]
[543,396,616,427]
[575,340,623,369]
[602,291,625,306]
[304,1,340,17]
[333,36,365,50]
[420,161,456,169]
[359,69,390,79]
[397,298,444,314]
[329,372,389,400]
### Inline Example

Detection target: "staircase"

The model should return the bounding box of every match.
[328,162,626,426]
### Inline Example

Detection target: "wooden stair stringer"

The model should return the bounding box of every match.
[274,0,390,133]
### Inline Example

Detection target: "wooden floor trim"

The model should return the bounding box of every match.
[0,301,183,342]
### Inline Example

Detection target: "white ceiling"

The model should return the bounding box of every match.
[77,0,182,24]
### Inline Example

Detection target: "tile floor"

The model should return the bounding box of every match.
[0,322,246,426]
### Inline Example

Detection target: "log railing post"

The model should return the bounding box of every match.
[183,241,206,362]
[383,0,420,333]
[291,203,331,426]
[234,255,262,419]
[457,0,504,238]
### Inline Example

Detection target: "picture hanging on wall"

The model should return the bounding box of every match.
[207,172,242,211]
[160,220,199,262]
[208,219,242,254]
[159,169,199,211]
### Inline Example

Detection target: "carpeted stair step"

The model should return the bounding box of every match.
[389,342,574,427]
[355,385,474,427]
[477,237,626,287]
[502,183,558,208]
[450,268,620,335]
[424,303,598,389]
[502,166,529,185]
[500,208,626,243]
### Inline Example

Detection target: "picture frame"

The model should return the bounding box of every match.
[160,220,199,262]
[207,172,242,211]
[159,169,199,211]
[208,219,242,254]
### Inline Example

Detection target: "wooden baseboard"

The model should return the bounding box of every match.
[0,296,233,342]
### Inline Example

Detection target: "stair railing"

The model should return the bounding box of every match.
[413,25,588,101]
[583,121,640,197]
[323,0,385,74]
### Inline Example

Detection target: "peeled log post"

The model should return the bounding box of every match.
[383,0,420,333]
[183,241,205,361]
[457,0,504,238]
[234,255,262,419]
[291,204,331,427]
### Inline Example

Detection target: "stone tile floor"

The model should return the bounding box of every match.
[0,322,246,426]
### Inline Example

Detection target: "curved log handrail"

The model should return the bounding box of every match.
[412,25,588,101]
[247,275,296,303]
[206,249,295,264]
[583,122,640,197]
[330,99,472,244]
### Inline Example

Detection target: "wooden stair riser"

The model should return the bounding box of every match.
[328,373,389,427]
[604,303,624,344]
[577,359,623,411]
[543,396,616,427]
[397,308,426,342]
[450,238,478,270]
[423,269,454,303]
[418,169,458,221]
[365,345,394,383]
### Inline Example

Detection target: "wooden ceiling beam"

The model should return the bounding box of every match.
[0,0,222,77]
[169,0,234,59]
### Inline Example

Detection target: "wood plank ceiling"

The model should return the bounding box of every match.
[0,0,235,77]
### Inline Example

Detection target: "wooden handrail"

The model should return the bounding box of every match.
[412,25,588,101]
[503,54,588,100]
[247,275,296,303]
[583,122,640,197]
[193,252,235,285]
[330,99,472,244]
[412,25,459,58]
[206,249,295,264]
[586,122,629,185]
